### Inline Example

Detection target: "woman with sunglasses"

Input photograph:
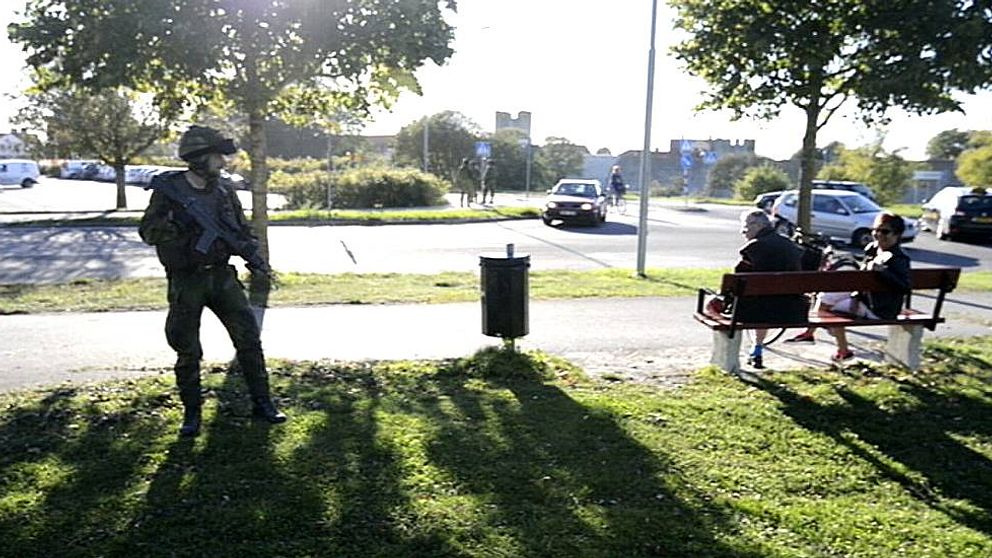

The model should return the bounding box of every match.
[826,212,912,361]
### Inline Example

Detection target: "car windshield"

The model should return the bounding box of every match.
[842,195,881,213]
[555,183,597,197]
[957,195,992,210]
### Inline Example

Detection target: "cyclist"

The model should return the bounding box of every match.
[608,165,626,206]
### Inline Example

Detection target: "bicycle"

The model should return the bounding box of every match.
[609,190,627,215]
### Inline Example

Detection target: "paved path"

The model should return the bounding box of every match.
[3,293,991,393]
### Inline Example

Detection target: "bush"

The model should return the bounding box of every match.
[269,166,450,209]
[734,165,791,200]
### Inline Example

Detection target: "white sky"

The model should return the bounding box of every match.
[3,1,991,160]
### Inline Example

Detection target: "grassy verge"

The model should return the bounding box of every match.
[2,206,540,228]
[3,268,991,315]
[2,340,990,557]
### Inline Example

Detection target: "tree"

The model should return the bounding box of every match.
[14,86,169,208]
[706,153,764,197]
[672,0,992,234]
[536,136,586,183]
[734,165,790,201]
[956,133,992,187]
[488,128,549,192]
[10,0,457,300]
[926,128,974,160]
[818,144,916,205]
[394,111,480,185]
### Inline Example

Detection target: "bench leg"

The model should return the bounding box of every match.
[886,324,924,371]
[712,330,742,373]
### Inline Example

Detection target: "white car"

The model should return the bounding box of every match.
[0,159,41,188]
[771,189,916,248]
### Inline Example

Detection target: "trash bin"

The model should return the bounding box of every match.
[480,248,529,339]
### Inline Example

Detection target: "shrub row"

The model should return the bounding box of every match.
[268,166,450,209]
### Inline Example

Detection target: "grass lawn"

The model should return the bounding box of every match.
[1,340,990,557]
[3,268,991,315]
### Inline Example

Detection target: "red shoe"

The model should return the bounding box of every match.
[785,332,815,343]
[831,350,855,362]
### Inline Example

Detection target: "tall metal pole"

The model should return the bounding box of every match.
[636,0,658,277]
[524,137,532,197]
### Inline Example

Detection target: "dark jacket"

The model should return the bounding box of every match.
[859,242,911,319]
[139,171,255,273]
[732,227,808,324]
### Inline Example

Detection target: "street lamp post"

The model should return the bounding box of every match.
[636,0,658,277]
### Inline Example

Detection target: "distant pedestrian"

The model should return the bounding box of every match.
[139,125,286,437]
[456,158,477,207]
[481,158,496,204]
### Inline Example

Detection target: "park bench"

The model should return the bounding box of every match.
[693,267,961,372]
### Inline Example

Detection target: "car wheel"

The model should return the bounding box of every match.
[852,228,873,248]
[775,219,794,236]
[542,215,554,226]
[21,178,35,188]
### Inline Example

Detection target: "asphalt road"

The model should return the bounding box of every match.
[2,178,991,285]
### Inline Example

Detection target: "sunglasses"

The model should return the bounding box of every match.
[872,228,894,235]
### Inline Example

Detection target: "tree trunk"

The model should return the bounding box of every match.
[797,102,821,235]
[247,108,272,307]
[114,162,127,209]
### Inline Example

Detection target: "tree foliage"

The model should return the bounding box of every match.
[10,0,457,298]
[671,0,992,232]
[734,165,790,201]
[394,111,480,184]
[926,128,974,160]
[14,86,170,208]
[956,132,992,187]
[536,137,586,183]
[488,128,549,192]
[818,144,916,205]
[707,153,766,197]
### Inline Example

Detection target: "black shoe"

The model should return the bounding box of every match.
[252,397,287,424]
[179,406,201,437]
[747,354,764,369]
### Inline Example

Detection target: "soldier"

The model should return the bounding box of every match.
[481,158,496,204]
[139,125,286,437]
[456,157,476,207]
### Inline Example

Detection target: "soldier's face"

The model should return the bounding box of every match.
[203,153,226,178]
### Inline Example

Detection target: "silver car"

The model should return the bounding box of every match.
[771,189,917,248]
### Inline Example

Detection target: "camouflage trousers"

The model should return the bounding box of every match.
[164,264,270,408]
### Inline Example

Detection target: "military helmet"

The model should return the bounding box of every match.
[178,125,237,161]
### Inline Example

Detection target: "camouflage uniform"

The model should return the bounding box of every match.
[139,126,284,436]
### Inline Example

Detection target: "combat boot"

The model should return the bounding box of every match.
[252,396,287,424]
[179,404,202,437]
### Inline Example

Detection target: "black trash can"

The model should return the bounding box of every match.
[480,253,530,339]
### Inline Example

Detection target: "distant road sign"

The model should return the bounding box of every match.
[680,153,693,169]
[680,139,693,153]
[475,141,491,158]
[704,151,718,165]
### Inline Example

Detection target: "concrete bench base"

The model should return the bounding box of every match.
[710,323,926,374]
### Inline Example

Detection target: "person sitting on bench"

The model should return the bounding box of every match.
[825,212,912,362]
[734,209,808,369]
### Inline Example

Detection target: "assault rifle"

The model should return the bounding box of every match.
[147,176,272,277]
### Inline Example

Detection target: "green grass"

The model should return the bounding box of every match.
[3,206,540,228]
[2,340,990,557]
[886,203,923,218]
[3,268,991,315]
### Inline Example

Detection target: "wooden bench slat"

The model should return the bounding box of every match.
[720,268,960,297]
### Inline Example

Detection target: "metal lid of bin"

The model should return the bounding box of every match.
[479,254,530,267]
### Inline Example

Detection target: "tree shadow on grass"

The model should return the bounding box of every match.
[377,349,764,557]
[742,352,992,535]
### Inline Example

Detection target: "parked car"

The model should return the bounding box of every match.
[0,159,41,188]
[811,179,877,202]
[920,186,992,241]
[542,179,607,226]
[59,159,99,179]
[771,189,916,248]
[753,190,784,211]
